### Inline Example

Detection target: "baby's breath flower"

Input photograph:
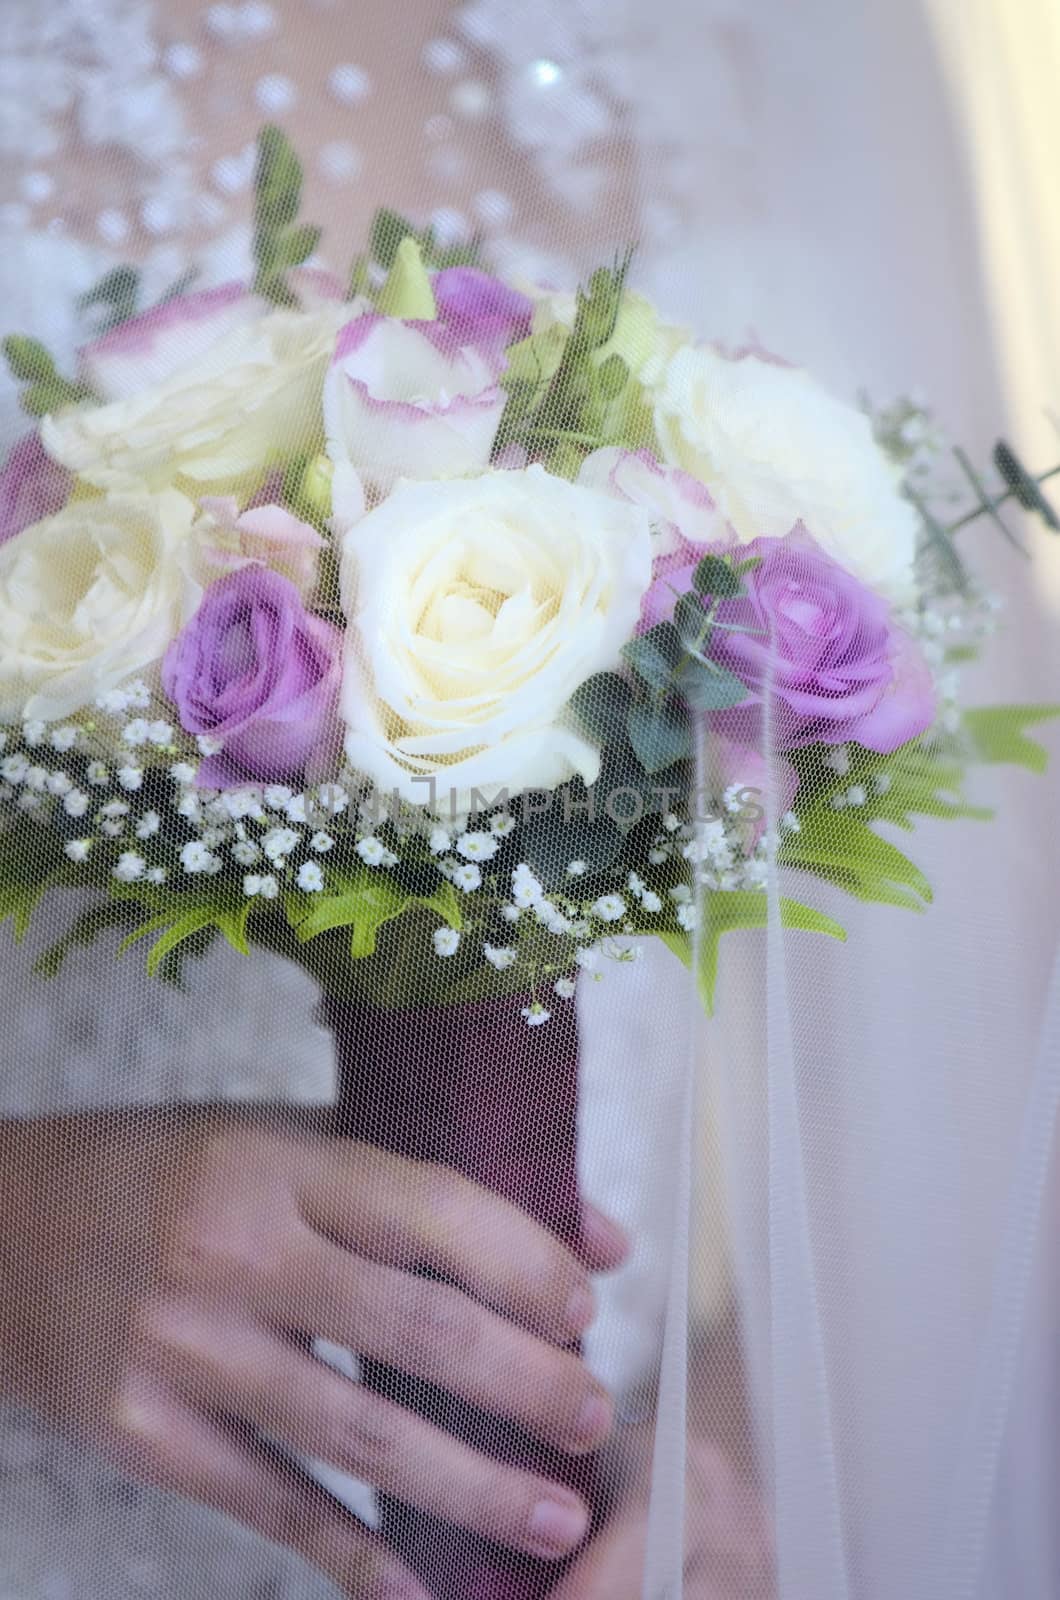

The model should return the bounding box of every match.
[310,831,334,853]
[145,866,167,885]
[296,860,325,892]
[872,773,891,796]
[846,784,867,807]
[23,720,46,747]
[134,810,161,839]
[648,848,669,865]
[452,862,482,892]
[456,831,498,862]
[196,734,224,757]
[823,746,850,776]
[46,771,73,797]
[356,836,397,868]
[231,839,260,866]
[65,839,91,863]
[1,754,28,784]
[285,793,309,824]
[428,827,451,856]
[50,726,78,753]
[122,718,150,746]
[113,851,146,883]
[627,871,646,898]
[147,720,173,746]
[25,766,48,791]
[16,790,42,813]
[641,890,663,914]
[96,688,129,715]
[511,863,544,908]
[264,784,292,810]
[169,762,196,785]
[181,840,219,874]
[117,765,143,792]
[553,977,577,1000]
[432,926,461,957]
[100,800,129,819]
[575,946,600,970]
[484,943,518,970]
[0,731,6,754]
[500,903,520,923]
[489,813,516,837]
[676,902,698,932]
[521,1002,550,1027]
[262,826,299,863]
[177,791,203,823]
[63,789,89,818]
[126,680,151,709]
[566,860,587,877]
[591,893,625,923]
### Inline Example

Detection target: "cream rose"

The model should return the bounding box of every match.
[338,466,653,807]
[0,488,200,723]
[41,291,348,494]
[651,345,920,600]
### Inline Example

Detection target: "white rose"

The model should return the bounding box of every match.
[339,466,653,807]
[41,287,348,493]
[0,489,200,723]
[651,345,919,599]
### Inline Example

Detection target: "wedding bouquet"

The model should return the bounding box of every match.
[0,129,1055,1018]
[1,124,1058,1600]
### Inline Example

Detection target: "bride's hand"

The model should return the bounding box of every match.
[548,1430,774,1599]
[0,1104,625,1600]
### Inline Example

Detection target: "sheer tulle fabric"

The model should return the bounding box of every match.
[1,3,1059,1599]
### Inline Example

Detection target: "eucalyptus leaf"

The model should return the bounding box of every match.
[621,623,683,693]
[627,700,693,774]
[675,656,749,711]
[692,555,743,597]
[568,672,634,746]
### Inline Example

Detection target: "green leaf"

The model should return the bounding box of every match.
[780,802,933,910]
[692,555,743,597]
[276,223,322,269]
[994,441,1060,530]
[627,700,692,774]
[34,901,145,978]
[77,265,141,328]
[568,672,634,746]
[293,870,461,959]
[597,352,629,401]
[2,334,57,383]
[964,704,1060,774]
[621,622,683,693]
[254,124,303,233]
[659,893,846,1013]
[114,890,254,977]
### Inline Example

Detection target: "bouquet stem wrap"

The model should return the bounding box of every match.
[323,989,598,1600]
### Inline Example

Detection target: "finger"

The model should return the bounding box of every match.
[547,1508,647,1599]
[147,1306,592,1564]
[112,1368,431,1600]
[299,1141,600,1342]
[578,1201,632,1272]
[266,1228,614,1454]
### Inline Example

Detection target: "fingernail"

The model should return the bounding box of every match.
[575,1388,613,1446]
[566,1283,596,1334]
[528,1493,589,1556]
[581,1202,631,1262]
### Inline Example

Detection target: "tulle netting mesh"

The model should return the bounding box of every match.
[0,4,1059,1600]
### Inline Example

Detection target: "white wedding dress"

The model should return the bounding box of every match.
[1,2,1058,1597]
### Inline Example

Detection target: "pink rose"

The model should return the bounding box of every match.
[0,431,71,545]
[162,565,341,787]
[432,267,532,361]
[196,495,325,599]
[697,529,935,753]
